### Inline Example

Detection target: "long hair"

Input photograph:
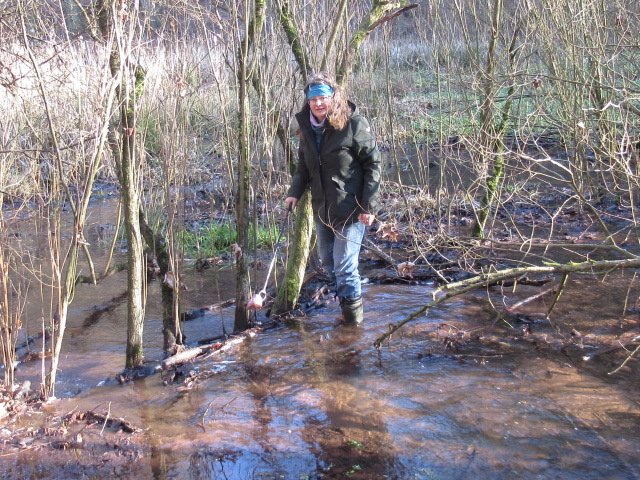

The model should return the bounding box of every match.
[303,72,352,131]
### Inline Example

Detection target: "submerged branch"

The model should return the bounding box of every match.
[116,320,280,382]
[85,411,141,434]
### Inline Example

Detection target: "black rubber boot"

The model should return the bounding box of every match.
[340,296,364,324]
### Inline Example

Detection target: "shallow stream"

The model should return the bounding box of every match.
[10,279,640,479]
[3,195,640,479]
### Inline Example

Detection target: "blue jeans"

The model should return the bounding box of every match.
[315,220,365,300]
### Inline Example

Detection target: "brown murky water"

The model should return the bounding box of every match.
[3,196,640,479]
[9,280,640,479]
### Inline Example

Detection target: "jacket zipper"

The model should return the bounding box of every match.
[317,130,328,220]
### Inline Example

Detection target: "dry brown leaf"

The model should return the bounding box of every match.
[231,243,242,260]
[175,74,188,98]
[532,76,543,89]
[397,261,416,279]
[377,223,399,242]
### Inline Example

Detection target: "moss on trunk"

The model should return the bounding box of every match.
[272,192,313,314]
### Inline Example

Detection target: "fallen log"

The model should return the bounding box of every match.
[182,298,236,321]
[117,320,280,382]
[15,332,50,364]
[84,291,128,327]
[375,256,640,348]
[583,329,640,362]
[161,343,222,369]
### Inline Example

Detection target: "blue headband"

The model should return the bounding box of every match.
[307,83,334,100]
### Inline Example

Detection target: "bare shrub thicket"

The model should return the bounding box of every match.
[352,1,640,270]
[1,1,122,395]
[0,205,28,389]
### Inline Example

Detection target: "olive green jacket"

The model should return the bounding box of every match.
[287,102,382,226]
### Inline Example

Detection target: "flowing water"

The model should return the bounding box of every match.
[12,282,640,479]
[3,196,640,479]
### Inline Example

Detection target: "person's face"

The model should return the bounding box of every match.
[308,95,332,122]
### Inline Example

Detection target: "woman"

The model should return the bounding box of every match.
[285,72,381,324]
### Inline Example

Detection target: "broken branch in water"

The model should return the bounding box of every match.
[374,256,640,348]
[608,342,640,375]
[201,396,237,432]
[182,298,236,321]
[506,282,559,312]
[116,320,280,383]
[77,410,141,433]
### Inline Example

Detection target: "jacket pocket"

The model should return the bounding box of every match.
[330,176,359,218]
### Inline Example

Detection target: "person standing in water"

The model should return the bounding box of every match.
[285,72,382,324]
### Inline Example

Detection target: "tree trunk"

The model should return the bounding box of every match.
[100,0,147,369]
[336,1,419,84]
[60,0,84,36]
[277,1,312,79]
[272,191,313,314]
[470,0,515,238]
[233,0,266,332]
[121,66,147,369]
[271,3,315,313]
[139,210,183,351]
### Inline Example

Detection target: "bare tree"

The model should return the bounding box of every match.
[232,0,266,331]
[97,0,147,369]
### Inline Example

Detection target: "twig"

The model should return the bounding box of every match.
[609,343,640,375]
[201,396,237,432]
[100,402,111,436]
[506,282,558,312]
[362,236,397,266]
[545,274,568,319]
[86,410,140,433]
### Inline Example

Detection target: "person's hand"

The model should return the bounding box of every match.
[359,213,375,226]
[284,197,298,210]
